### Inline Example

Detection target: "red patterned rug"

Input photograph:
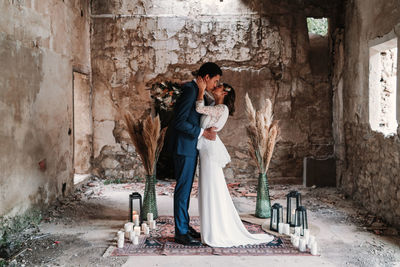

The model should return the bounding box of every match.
[105,216,311,256]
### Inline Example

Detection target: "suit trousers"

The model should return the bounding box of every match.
[173,154,197,235]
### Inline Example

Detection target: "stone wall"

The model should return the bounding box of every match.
[0,0,91,216]
[91,0,342,183]
[341,0,400,227]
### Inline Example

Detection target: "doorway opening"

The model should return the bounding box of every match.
[73,71,92,185]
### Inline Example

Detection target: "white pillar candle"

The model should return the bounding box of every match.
[131,210,138,222]
[299,238,307,252]
[144,226,150,235]
[303,229,310,244]
[284,224,291,235]
[308,235,315,248]
[117,231,125,240]
[117,238,124,248]
[127,230,134,241]
[124,223,134,238]
[293,236,300,248]
[147,213,153,222]
[278,222,284,234]
[311,241,318,255]
[133,235,139,245]
[134,215,140,226]
[141,223,148,232]
[150,220,156,229]
[294,227,301,236]
[134,226,141,236]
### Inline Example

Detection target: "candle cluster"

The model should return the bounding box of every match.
[117,212,157,248]
[269,191,319,255]
[289,228,318,255]
[274,218,318,255]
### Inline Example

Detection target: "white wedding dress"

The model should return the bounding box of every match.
[196,100,274,247]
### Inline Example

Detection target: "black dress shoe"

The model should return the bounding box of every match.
[175,233,202,246]
[188,226,201,239]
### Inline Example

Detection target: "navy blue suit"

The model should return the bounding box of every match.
[171,80,202,235]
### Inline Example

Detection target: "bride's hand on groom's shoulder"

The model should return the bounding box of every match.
[203,127,217,141]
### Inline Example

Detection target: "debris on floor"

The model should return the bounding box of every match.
[2,177,399,266]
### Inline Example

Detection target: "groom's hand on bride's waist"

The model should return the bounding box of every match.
[203,127,217,141]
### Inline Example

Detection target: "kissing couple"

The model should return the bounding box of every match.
[170,62,274,247]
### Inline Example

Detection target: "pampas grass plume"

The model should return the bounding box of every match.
[124,113,167,176]
[245,94,280,174]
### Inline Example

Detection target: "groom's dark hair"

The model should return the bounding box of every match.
[192,62,222,78]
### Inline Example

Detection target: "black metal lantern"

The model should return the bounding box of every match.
[129,192,142,224]
[295,206,308,236]
[270,203,284,232]
[286,191,301,227]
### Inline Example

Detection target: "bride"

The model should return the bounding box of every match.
[195,79,274,247]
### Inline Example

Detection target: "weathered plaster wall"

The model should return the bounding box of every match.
[0,0,91,216]
[341,0,400,227]
[91,0,341,183]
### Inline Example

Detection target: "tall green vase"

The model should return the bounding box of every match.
[142,174,158,220]
[255,173,271,218]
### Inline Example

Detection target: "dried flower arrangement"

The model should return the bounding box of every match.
[245,93,280,218]
[149,81,183,179]
[124,113,167,219]
[150,82,183,112]
[245,94,280,174]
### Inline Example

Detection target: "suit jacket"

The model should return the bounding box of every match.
[170,80,202,157]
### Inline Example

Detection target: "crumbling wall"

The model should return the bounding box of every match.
[341,0,400,227]
[91,0,340,183]
[0,0,91,216]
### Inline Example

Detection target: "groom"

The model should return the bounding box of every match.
[172,62,222,246]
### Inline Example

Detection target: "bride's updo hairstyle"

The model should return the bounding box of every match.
[191,62,222,78]
[223,83,235,116]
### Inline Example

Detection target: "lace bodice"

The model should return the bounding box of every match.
[195,100,229,131]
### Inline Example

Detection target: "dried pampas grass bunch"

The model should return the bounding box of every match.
[245,93,280,175]
[124,113,167,176]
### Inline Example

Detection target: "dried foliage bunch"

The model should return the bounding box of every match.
[124,114,167,176]
[245,93,280,175]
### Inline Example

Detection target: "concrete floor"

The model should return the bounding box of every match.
[16,182,400,267]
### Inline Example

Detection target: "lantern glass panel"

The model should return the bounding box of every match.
[132,201,141,218]
[272,209,277,224]
[290,198,296,223]
[129,192,142,223]
[278,207,284,223]
[286,191,301,226]
[298,212,304,235]
[270,203,282,232]
[295,206,308,236]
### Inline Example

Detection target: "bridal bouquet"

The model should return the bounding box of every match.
[125,113,167,219]
[245,93,280,218]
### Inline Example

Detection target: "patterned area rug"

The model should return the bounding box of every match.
[105,216,311,256]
